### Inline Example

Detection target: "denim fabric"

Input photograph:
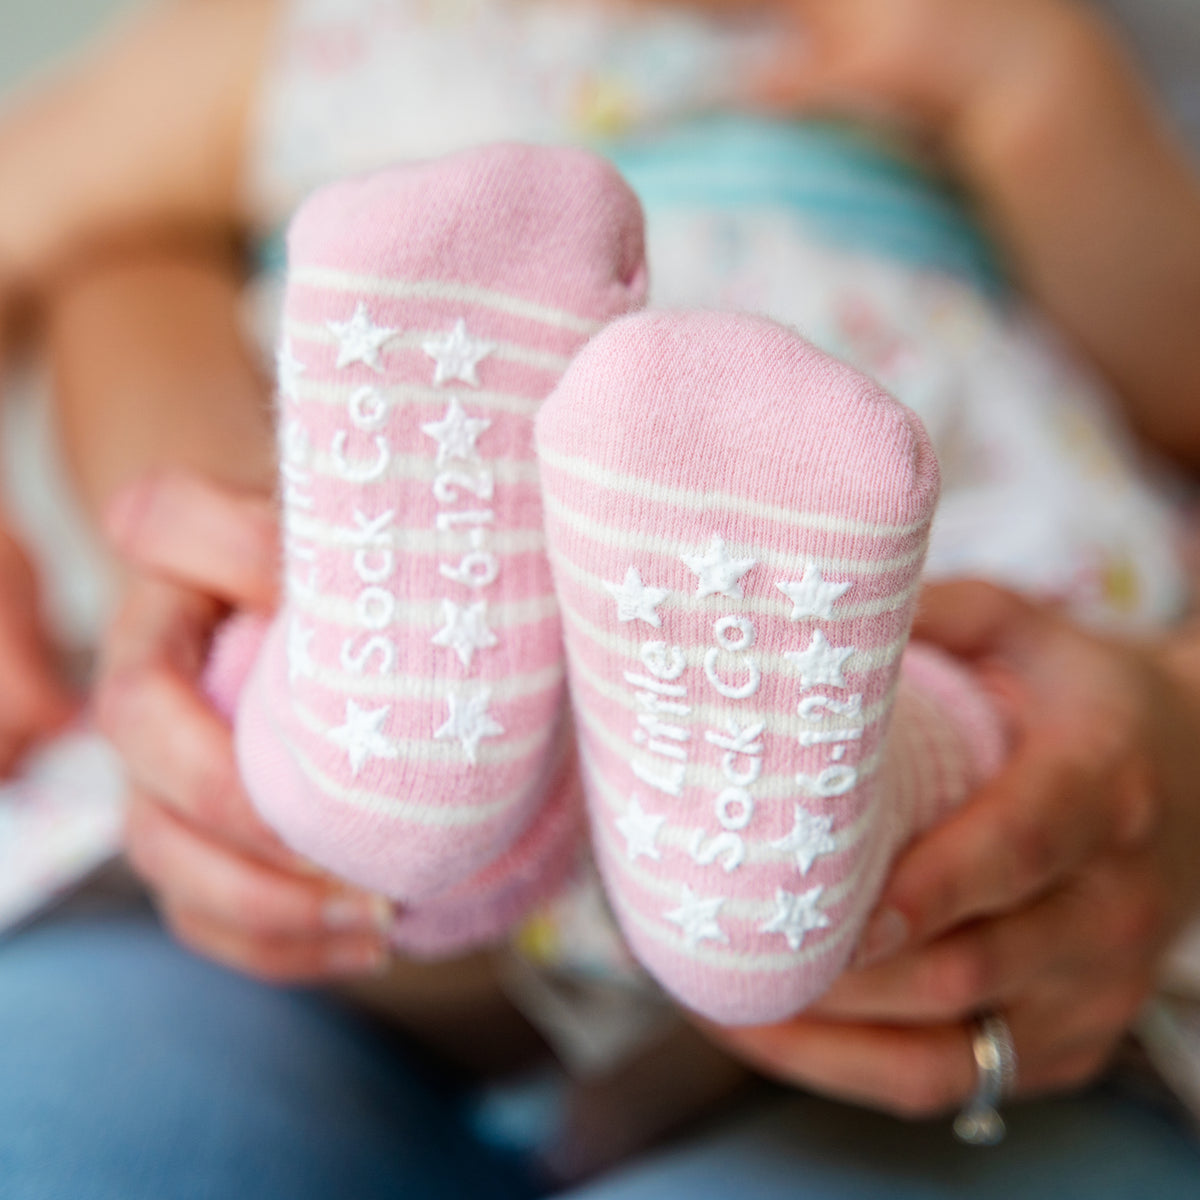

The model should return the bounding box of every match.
[560,1078,1200,1200]
[0,905,539,1200]
[4,901,1199,1200]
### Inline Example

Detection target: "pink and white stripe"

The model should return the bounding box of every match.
[537,310,1007,1025]
[225,145,646,914]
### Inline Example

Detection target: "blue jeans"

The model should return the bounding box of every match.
[561,1079,1200,1200]
[0,898,539,1200]
[3,898,1200,1199]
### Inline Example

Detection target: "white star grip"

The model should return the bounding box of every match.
[422,318,496,387]
[276,338,306,402]
[776,564,852,620]
[784,630,855,688]
[326,701,400,776]
[434,687,505,765]
[616,795,666,863]
[681,535,757,599]
[759,886,831,950]
[287,619,317,683]
[420,397,492,468]
[664,887,728,949]
[603,566,670,627]
[770,804,837,875]
[326,302,398,371]
[430,599,499,668]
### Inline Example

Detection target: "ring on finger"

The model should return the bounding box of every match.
[953,1012,1018,1146]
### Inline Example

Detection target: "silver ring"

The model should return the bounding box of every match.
[953,1013,1018,1146]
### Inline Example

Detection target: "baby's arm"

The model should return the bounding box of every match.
[773,0,1200,465]
[1,0,373,970]
[0,0,277,767]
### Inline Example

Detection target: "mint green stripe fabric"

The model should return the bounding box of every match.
[257,117,1007,297]
[601,117,1006,294]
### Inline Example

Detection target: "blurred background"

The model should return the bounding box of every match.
[11,0,1196,150]
[3,0,136,92]
[0,0,142,649]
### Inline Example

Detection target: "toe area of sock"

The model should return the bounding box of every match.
[536,309,946,1026]
[536,309,940,531]
[287,144,647,321]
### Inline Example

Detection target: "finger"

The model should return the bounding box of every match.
[97,573,296,866]
[912,580,1043,660]
[1013,994,1144,1097]
[125,790,391,939]
[858,733,1125,960]
[101,573,221,683]
[100,657,297,867]
[973,971,1148,1098]
[710,983,1132,1118]
[816,860,1162,1023]
[159,901,391,985]
[1025,1041,1121,1098]
[105,469,279,612]
[707,1017,976,1120]
[817,923,1043,1025]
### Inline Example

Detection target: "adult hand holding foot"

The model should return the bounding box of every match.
[97,470,394,983]
[709,580,1200,1118]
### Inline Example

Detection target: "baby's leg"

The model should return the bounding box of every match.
[212,145,646,938]
[536,310,1007,1025]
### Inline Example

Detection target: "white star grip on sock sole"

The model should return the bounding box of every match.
[220,146,647,926]
[538,310,1007,1023]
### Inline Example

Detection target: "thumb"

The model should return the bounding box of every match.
[104,470,280,614]
[911,579,1048,660]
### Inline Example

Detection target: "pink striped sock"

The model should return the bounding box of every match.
[207,612,586,956]
[386,730,585,956]
[536,311,1007,1025]
[222,145,646,913]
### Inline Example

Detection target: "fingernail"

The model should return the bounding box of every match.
[321,893,394,933]
[326,941,390,977]
[854,907,909,970]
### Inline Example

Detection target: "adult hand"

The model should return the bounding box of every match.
[97,469,392,982]
[0,519,77,774]
[709,581,1200,1117]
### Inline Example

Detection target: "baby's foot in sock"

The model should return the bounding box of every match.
[537,311,1006,1025]
[230,145,645,904]
[208,613,586,957]
[387,729,585,956]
